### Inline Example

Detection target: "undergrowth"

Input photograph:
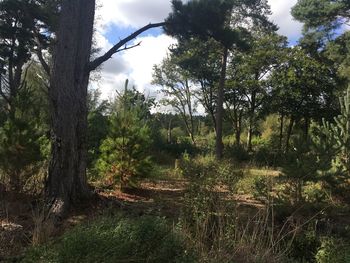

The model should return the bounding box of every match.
[22,215,196,263]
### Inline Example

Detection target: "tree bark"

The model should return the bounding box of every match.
[45,0,166,220]
[278,113,284,152]
[285,117,294,153]
[46,0,95,219]
[247,90,256,152]
[215,47,228,159]
[167,118,172,144]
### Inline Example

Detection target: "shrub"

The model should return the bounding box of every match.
[178,155,243,257]
[315,237,350,263]
[22,215,196,263]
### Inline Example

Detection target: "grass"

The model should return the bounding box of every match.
[22,214,197,263]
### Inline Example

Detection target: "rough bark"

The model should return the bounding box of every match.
[215,47,228,159]
[46,0,96,219]
[45,0,166,220]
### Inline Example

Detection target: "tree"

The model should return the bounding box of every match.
[95,81,153,191]
[231,33,287,151]
[168,38,221,135]
[292,0,350,85]
[46,0,165,219]
[319,86,350,181]
[292,0,350,32]
[153,56,197,144]
[325,31,350,82]
[0,84,47,191]
[165,0,275,158]
[87,89,110,170]
[269,47,337,152]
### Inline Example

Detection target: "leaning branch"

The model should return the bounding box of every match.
[34,32,51,77]
[88,22,166,72]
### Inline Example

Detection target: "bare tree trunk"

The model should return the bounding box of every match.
[247,91,256,152]
[304,116,309,140]
[236,110,243,146]
[216,47,228,159]
[278,113,284,152]
[46,0,95,219]
[285,117,294,153]
[167,118,172,144]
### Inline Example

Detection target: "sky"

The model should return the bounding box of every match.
[93,0,303,100]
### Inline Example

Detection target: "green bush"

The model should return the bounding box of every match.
[22,215,196,263]
[289,229,321,263]
[252,175,270,201]
[224,144,250,162]
[179,154,243,254]
[315,237,350,263]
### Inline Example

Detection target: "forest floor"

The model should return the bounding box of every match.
[2,166,348,261]
[0,173,267,261]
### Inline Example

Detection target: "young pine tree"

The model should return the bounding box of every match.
[317,86,350,188]
[95,81,153,191]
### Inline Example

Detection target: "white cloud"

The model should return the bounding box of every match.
[93,33,176,100]
[96,0,172,32]
[93,0,303,100]
[268,0,303,40]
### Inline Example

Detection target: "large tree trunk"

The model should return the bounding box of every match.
[215,47,228,159]
[46,0,95,219]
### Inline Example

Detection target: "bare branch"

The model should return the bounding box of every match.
[115,41,142,53]
[19,61,33,91]
[34,32,51,77]
[88,22,166,72]
[36,48,51,77]
[0,76,10,104]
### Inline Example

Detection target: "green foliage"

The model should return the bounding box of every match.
[315,237,350,263]
[316,86,350,192]
[252,175,270,201]
[290,228,321,263]
[0,86,47,191]
[278,135,332,205]
[87,89,110,170]
[22,215,196,263]
[165,0,275,48]
[270,47,337,123]
[289,231,350,263]
[179,154,243,251]
[292,0,350,31]
[326,31,350,82]
[95,82,154,190]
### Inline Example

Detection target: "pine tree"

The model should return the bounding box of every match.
[320,86,350,181]
[95,81,153,191]
[0,84,48,192]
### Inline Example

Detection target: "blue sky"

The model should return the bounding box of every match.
[94,0,303,99]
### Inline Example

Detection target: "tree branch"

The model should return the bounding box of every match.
[33,29,51,77]
[0,76,10,105]
[88,22,167,72]
[36,47,51,77]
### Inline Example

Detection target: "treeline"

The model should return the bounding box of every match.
[0,0,350,208]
